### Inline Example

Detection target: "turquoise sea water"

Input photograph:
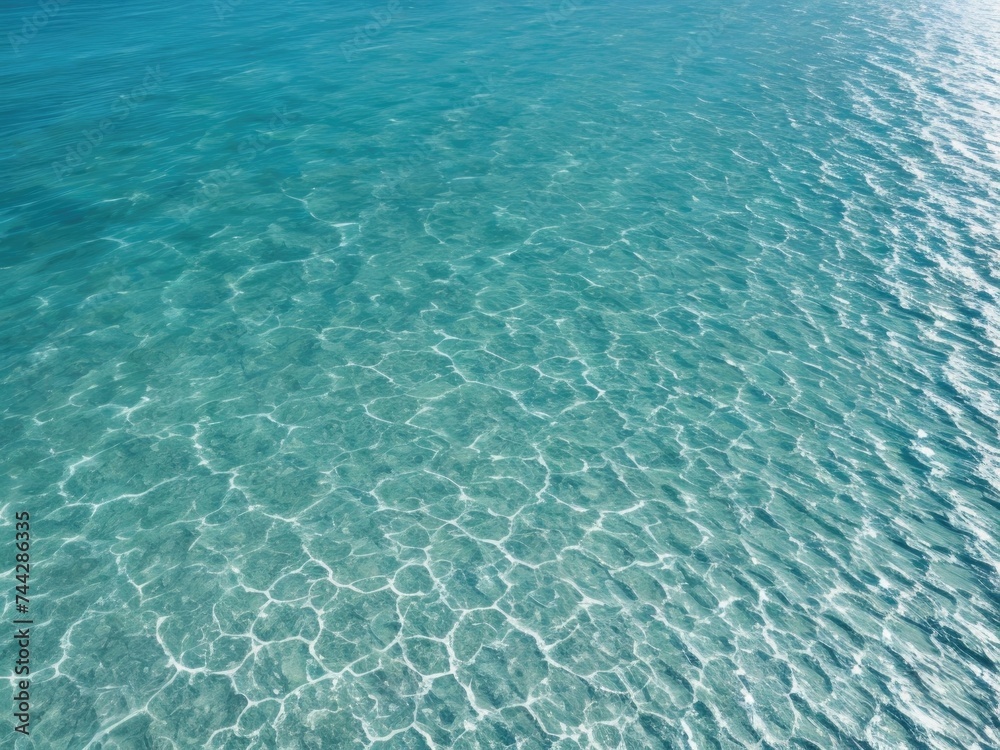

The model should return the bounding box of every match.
[2,0,999,747]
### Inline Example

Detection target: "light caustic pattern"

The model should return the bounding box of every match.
[0,0,997,747]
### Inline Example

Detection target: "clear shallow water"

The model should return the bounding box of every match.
[2,0,999,747]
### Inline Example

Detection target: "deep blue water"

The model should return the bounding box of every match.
[2,0,999,747]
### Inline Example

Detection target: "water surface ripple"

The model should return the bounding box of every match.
[1,0,998,747]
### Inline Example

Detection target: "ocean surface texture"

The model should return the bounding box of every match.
[2,0,999,748]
